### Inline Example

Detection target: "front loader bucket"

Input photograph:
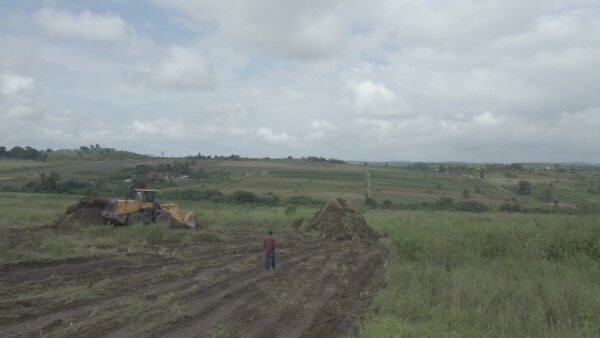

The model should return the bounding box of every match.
[183,212,197,228]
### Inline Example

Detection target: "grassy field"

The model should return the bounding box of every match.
[361,210,600,337]
[2,156,600,212]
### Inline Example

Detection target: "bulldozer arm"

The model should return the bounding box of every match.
[160,203,197,228]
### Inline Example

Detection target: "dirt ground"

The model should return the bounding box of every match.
[0,227,386,338]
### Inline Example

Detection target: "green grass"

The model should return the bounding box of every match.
[2,156,600,213]
[179,200,315,231]
[0,192,77,228]
[0,159,50,171]
[0,195,307,265]
[360,210,600,337]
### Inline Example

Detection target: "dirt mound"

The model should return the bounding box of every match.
[303,198,379,242]
[60,196,108,225]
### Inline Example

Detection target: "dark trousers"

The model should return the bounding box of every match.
[264,251,276,270]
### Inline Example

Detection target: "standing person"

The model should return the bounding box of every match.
[263,230,276,271]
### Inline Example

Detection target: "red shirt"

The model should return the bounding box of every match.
[263,235,275,253]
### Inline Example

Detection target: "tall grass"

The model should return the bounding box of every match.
[177,200,316,231]
[0,192,77,228]
[361,210,600,337]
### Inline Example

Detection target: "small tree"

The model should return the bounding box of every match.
[365,195,377,208]
[518,180,532,195]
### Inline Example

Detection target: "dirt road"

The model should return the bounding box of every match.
[0,228,385,337]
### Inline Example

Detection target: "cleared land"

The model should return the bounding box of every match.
[1,226,384,337]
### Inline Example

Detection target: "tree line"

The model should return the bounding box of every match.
[0,146,48,160]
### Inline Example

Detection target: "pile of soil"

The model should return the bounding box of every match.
[60,196,108,225]
[303,198,379,242]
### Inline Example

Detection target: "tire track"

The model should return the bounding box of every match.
[101,242,328,338]
[144,246,329,338]
[0,247,271,337]
[2,230,386,338]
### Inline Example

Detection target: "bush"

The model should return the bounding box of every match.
[164,189,224,202]
[261,193,280,206]
[285,196,322,206]
[365,196,378,208]
[455,201,489,212]
[227,190,260,204]
[499,202,522,212]
[517,180,531,195]
[400,197,488,213]
[434,197,454,209]
[22,172,92,195]
[285,203,297,215]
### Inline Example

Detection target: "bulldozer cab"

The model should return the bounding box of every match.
[133,189,158,203]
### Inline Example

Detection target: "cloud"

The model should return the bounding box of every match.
[124,45,213,89]
[130,119,188,140]
[473,111,501,126]
[305,119,339,140]
[257,127,295,144]
[1,1,600,161]
[1,74,35,96]
[347,79,411,119]
[0,74,41,120]
[33,7,131,42]
[154,0,344,59]
[363,0,547,47]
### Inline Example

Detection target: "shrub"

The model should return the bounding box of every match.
[517,180,531,195]
[285,203,297,215]
[260,193,280,206]
[365,196,378,208]
[285,196,322,206]
[227,190,260,204]
[455,201,489,212]
[499,202,522,212]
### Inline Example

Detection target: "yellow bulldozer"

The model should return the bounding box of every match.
[102,189,197,228]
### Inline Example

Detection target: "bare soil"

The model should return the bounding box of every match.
[304,198,379,242]
[55,196,109,226]
[0,226,385,337]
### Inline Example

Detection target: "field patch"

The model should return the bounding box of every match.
[361,210,600,337]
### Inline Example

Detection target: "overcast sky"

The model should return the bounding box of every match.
[1,1,599,162]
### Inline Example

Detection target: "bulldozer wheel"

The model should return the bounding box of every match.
[127,212,146,225]
[156,213,173,227]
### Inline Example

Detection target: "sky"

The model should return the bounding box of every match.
[1,0,599,162]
